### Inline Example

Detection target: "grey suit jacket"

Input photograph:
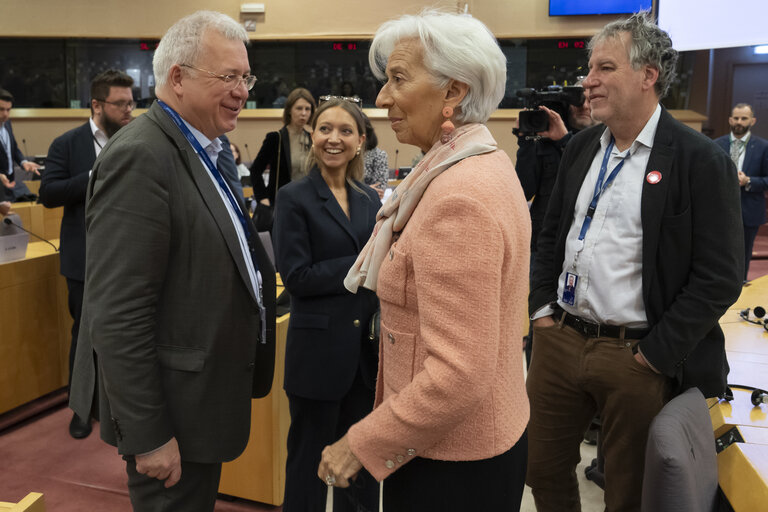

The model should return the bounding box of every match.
[70,101,275,463]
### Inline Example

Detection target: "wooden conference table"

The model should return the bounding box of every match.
[0,238,70,415]
[710,275,768,511]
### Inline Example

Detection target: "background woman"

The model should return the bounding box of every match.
[229,141,251,185]
[251,87,315,206]
[319,10,531,510]
[361,112,389,199]
[274,98,380,512]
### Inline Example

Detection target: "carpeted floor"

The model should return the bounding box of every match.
[0,402,280,511]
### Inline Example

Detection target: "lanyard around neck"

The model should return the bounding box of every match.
[577,137,629,241]
[157,100,252,241]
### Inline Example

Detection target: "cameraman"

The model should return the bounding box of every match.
[516,95,596,366]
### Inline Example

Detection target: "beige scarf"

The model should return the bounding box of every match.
[344,123,497,293]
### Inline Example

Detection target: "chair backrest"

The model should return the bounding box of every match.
[0,492,45,512]
[641,387,718,512]
[258,231,275,267]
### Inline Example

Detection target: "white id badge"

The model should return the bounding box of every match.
[562,272,578,306]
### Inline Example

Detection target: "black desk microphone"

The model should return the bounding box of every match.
[751,389,768,407]
[3,217,59,252]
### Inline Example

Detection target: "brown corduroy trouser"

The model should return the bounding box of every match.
[526,319,670,512]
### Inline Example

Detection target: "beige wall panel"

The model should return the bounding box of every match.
[473,1,613,38]
[11,109,707,170]
[0,0,610,39]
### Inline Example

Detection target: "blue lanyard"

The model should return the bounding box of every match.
[577,137,628,241]
[157,101,260,275]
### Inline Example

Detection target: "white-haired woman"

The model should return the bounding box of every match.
[318,9,531,510]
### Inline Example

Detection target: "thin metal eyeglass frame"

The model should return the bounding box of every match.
[181,64,257,91]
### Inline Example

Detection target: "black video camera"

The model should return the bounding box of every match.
[515,85,585,137]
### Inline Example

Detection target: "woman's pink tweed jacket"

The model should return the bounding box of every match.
[347,148,531,481]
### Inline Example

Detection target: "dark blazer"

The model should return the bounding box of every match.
[0,119,25,177]
[531,108,744,397]
[714,133,768,227]
[251,126,311,205]
[273,168,379,401]
[69,101,276,463]
[39,122,95,281]
[515,133,571,250]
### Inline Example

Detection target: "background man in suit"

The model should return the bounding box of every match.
[69,11,275,511]
[40,68,135,439]
[715,103,768,281]
[526,12,743,511]
[0,88,40,201]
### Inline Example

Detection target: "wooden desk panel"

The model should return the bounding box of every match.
[219,296,290,505]
[710,389,768,438]
[0,240,71,415]
[23,180,41,196]
[733,276,768,308]
[721,276,768,390]
[713,275,768,510]
[718,443,768,512]
[7,202,63,242]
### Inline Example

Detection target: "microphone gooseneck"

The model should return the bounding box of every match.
[3,217,59,252]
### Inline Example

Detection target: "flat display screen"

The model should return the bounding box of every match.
[658,0,768,51]
[549,0,653,16]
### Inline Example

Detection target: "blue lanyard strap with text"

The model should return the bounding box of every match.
[157,101,258,269]
[577,137,628,241]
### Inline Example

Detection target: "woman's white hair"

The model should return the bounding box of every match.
[153,11,248,89]
[369,9,507,124]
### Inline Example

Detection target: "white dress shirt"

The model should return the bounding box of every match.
[554,104,662,328]
[89,118,108,158]
[1,122,15,175]
[729,131,750,172]
[180,119,263,309]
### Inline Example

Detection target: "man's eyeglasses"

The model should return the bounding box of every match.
[96,99,137,111]
[181,64,257,91]
[319,95,362,107]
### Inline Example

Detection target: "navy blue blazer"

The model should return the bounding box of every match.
[714,133,768,227]
[40,122,95,281]
[274,167,379,401]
